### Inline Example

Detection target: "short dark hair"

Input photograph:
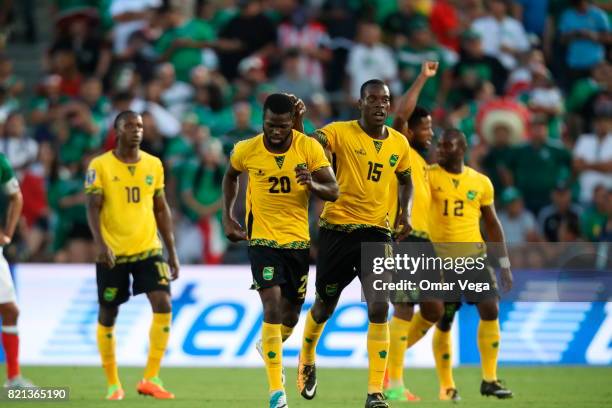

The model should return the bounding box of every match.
[114,110,139,130]
[360,79,387,99]
[263,93,294,116]
[408,106,431,130]
[442,127,467,146]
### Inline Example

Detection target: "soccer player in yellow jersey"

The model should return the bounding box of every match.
[298,80,413,408]
[427,129,514,400]
[384,61,444,402]
[85,111,179,400]
[222,94,338,408]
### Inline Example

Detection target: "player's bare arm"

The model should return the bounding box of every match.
[481,204,513,292]
[1,187,22,245]
[86,193,115,268]
[392,61,438,135]
[222,165,247,242]
[295,165,339,202]
[153,192,180,281]
[395,170,413,241]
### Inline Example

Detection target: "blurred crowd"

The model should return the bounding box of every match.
[0,0,610,264]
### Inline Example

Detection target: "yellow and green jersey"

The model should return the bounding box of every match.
[389,146,431,239]
[428,164,494,244]
[230,130,330,249]
[84,150,165,259]
[314,120,411,232]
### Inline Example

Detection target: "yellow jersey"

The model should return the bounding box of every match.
[389,147,431,239]
[428,164,494,244]
[314,121,411,232]
[84,150,164,259]
[230,130,330,249]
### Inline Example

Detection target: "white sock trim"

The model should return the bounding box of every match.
[1,325,18,334]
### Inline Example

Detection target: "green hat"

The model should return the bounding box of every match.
[501,187,522,205]
[461,29,481,42]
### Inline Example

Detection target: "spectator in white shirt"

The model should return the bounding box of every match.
[0,111,38,172]
[573,107,612,203]
[471,0,530,70]
[346,21,398,102]
[111,0,161,55]
[156,63,194,119]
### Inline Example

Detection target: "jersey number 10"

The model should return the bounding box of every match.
[125,187,141,203]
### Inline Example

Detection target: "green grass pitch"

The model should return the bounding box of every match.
[3,366,611,407]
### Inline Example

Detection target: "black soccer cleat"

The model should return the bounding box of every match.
[297,356,317,400]
[365,393,389,408]
[481,380,513,399]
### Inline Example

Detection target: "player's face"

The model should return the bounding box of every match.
[263,110,294,148]
[360,84,391,127]
[436,133,464,167]
[118,114,144,148]
[412,115,433,150]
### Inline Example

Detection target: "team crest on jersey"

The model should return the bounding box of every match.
[145,175,153,185]
[467,190,477,200]
[103,287,118,302]
[262,266,274,281]
[389,154,399,167]
[274,156,285,169]
[85,169,96,186]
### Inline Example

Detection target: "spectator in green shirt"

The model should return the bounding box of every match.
[396,20,451,111]
[220,102,258,157]
[156,6,217,82]
[580,184,608,241]
[179,138,226,263]
[507,114,573,216]
[47,154,93,262]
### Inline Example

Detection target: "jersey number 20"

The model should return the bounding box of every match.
[269,176,291,193]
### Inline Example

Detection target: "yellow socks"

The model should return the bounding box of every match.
[144,313,172,380]
[433,327,455,390]
[97,324,120,387]
[478,319,500,382]
[387,316,411,388]
[281,324,294,342]
[262,322,283,392]
[367,322,390,394]
[301,311,326,365]
[406,311,435,349]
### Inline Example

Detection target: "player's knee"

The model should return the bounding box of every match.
[477,301,499,320]
[420,301,444,323]
[367,301,389,323]
[311,298,334,323]
[0,302,19,324]
[98,305,118,326]
[148,291,172,313]
[281,305,301,328]
[392,302,414,321]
